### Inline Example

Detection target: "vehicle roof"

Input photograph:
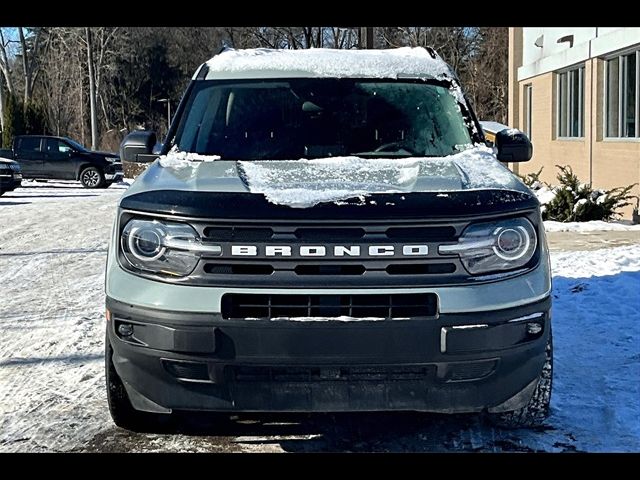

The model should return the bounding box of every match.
[15,134,72,141]
[479,121,511,134]
[196,47,456,81]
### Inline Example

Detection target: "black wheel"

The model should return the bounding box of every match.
[105,334,169,432]
[488,331,553,429]
[80,166,105,188]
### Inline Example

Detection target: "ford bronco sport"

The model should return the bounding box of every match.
[105,47,551,431]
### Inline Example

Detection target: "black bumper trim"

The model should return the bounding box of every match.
[106,295,551,413]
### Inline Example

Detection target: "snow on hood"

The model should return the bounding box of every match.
[203,47,453,81]
[237,146,522,208]
[158,146,220,169]
[137,145,527,208]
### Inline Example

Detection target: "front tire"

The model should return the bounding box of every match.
[488,331,553,428]
[105,334,167,432]
[80,166,105,188]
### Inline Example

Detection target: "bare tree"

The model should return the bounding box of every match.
[17,27,44,104]
[0,28,16,132]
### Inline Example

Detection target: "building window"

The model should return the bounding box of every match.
[523,84,533,139]
[557,66,584,138]
[605,50,639,138]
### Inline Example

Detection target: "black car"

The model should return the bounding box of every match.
[1,135,123,188]
[0,157,22,195]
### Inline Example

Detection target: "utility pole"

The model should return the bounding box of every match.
[86,27,98,150]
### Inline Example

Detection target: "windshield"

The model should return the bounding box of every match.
[173,78,473,160]
[64,138,87,152]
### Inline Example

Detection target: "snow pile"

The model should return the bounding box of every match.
[544,220,640,233]
[206,47,452,81]
[534,185,557,209]
[239,146,518,208]
[158,146,220,169]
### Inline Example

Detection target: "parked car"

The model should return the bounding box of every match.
[0,156,22,195]
[2,135,123,188]
[480,121,511,145]
[105,47,550,432]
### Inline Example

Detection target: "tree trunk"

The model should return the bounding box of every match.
[18,28,32,105]
[0,29,15,95]
[0,78,5,134]
[86,27,98,150]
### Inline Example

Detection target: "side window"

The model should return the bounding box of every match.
[45,139,72,156]
[18,137,42,152]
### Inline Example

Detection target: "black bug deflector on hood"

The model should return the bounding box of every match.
[120,189,538,220]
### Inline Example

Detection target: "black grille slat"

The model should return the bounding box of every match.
[386,226,456,241]
[222,293,437,320]
[386,263,456,275]
[204,264,274,275]
[203,227,273,241]
[294,264,365,276]
[232,365,436,383]
[294,227,366,241]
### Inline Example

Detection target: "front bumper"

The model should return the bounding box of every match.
[105,172,124,182]
[106,295,551,414]
[0,173,21,192]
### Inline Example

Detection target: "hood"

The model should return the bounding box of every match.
[0,156,18,166]
[90,150,120,160]
[123,145,532,208]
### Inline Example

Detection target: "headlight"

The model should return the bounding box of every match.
[439,217,537,275]
[120,219,221,277]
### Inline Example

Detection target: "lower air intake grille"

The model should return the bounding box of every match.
[221,293,437,320]
[232,365,436,382]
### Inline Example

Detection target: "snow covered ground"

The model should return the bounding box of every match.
[0,180,639,452]
[544,220,640,232]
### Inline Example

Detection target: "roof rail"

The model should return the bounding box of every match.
[425,46,439,59]
[196,46,234,79]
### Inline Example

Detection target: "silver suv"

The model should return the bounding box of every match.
[105,47,551,431]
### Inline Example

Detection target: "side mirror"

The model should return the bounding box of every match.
[120,130,158,163]
[495,129,533,162]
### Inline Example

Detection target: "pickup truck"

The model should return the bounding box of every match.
[0,135,123,188]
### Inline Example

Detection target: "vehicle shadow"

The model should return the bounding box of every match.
[5,194,99,199]
[0,201,31,206]
[85,410,549,452]
[0,353,103,367]
[0,247,107,257]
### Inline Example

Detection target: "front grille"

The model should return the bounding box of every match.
[294,264,366,276]
[203,227,274,241]
[221,293,437,320]
[232,365,436,383]
[204,263,274,275]
[386,226,456,241]
[190,219,468,287]
[294,227,366,241]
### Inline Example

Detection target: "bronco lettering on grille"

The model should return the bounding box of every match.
[229,245,429,257]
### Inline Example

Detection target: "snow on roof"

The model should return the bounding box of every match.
[479,121,510,134]
[201,47,454,81]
